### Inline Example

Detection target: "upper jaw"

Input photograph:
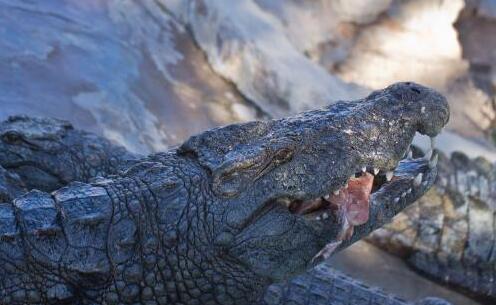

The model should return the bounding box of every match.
[289,150,437,223]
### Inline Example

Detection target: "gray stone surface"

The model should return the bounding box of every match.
[0,0,258,154]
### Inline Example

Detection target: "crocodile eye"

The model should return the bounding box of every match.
[273,148,293,164]
[1,131,22,144]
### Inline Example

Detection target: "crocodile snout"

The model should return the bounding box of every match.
[388,82,450,137]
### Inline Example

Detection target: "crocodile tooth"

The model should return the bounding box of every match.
[407,188,412,194]
[373,168,379,175]
[280,198,292,207]
[344,182,348,189]
[421,106,426,113]
[414,173,423,186]
[429,153,438,168]
[333,190,339,195]
[361,166,366,173]
[424,149,433,160]
[430,136,436,148]
[386,171,393,181]
[324,194,330,200]
[407,150,413,159]
[422,180,429,187]
[404,146,412,159]
[394,197,400,203]
[316,216,321,220]
[401,192,406,198]
[322,212,329,220]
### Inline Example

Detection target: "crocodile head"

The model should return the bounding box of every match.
[179,82,449,283]
[0,115,138,192]
[0,115,76,191]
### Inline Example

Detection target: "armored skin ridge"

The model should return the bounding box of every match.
[0,82,450,305]
[369,150,496,302]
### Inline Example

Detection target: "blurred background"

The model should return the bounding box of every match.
[1,1,495,304]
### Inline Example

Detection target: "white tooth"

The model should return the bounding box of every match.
[324,194,330,200]
[373,168,379,175]
[280,198,291,207]
[344,182,348,189]
[414,173,423,187]
[422,180,429,187]
[430,136,436,149]
[322,212,329,219]
[316,216,321,220]
[424,149,433,160]
[429,153,438,168]
[401,192,407,198]
[394,197,400,203]
[333,190,340,195]
[386,171,393,181]
[407,188,412,194]
[407,150,413,159]
[362,166,367,173]
[421,106,426,113]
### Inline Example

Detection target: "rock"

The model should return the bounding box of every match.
[0,0,258,154]
[336,0,467,89]
[456,0,496,95]
[183,0,368,117]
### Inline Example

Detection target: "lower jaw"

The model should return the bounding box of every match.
[289,157,436,261]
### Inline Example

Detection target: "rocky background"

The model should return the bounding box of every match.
[1,0,495,304]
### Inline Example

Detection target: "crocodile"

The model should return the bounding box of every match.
[0,82,450,304]
[0,115,140,192]
[0,118,453,305]
[369,149,496,302]
[0,121,451,305]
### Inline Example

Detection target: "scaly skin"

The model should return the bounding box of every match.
[0,115,140,192]
[263,261,451,305]
[369,150,496,301]
[0,82,449,305]
[0,165,25,202]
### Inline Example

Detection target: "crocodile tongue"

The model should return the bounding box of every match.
[330,172,374,227]
[312,172,374,262]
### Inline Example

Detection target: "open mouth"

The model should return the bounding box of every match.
[278,137,439,260]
